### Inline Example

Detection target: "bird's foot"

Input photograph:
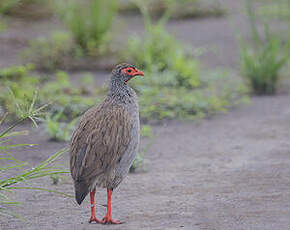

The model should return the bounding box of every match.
[89,215,102,224]
[101,216,122,224]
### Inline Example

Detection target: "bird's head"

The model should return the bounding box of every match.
[111,63,144,85]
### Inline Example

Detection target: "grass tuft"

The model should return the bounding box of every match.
[0,65,98,121]
[239,0,290,95]
[44,111,77,142]
[119,0,225,19]
[52,0,118,55]
[122,2,248,120]
[0,98,70,218]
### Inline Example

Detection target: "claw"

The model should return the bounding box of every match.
[101,216,122,224]
[89,216,102,224]
[101,189,122,224]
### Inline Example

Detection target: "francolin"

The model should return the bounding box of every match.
[70,63,144,224]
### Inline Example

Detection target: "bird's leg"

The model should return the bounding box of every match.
[101,188,121,224]
[89,189,102,224]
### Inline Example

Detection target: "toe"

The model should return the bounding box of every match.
[89,217,102,224]
[101,217,122,224]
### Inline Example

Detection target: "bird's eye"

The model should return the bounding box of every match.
[127,69,132,73]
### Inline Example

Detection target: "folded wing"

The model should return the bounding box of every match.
[70,103,131,186]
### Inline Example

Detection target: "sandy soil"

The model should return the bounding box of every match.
[1,0,290,229]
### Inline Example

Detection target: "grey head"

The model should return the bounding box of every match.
[109,63,144,96]
[111,63,144,84]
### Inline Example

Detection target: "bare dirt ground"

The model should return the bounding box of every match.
[2,95,290,230]
[1,0,290,229]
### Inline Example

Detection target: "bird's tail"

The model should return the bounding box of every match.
[74,180,89,205]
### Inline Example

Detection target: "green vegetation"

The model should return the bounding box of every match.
[23,32,77,72]
[119,0,225,19]
[129,151,146,173]
[0,0,21,14]
[124,16,200,88]
[53,0,118,56]
[257,0,290,20]
[124,4,248,120]
[44,111,77,142]
[50,174,68,185]
[1,1,248,123]
[0,0,50,18]
[23,0,119,71]
[0,20,5,32]
[0,65,98,120]
[140,125,153,138]
[1,0,225,19]
[0,100,69,218]
[134,69,248,120]
[130,127,155,173]
[239,1,290,94]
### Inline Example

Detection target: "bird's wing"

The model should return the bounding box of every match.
[70,103,131,182]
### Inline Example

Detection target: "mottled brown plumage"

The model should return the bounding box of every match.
[69,63,144,224]
[70,98,131,199]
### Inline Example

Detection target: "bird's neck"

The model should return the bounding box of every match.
[108,78,135,103]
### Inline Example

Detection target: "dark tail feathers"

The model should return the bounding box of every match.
[74,180,89,205]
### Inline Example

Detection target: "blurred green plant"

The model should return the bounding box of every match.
[130,125,153,173]
[123,3,248,120]
[0,0,21,14]
[141,125,152,138]
[133,69,249,120]
[53,0,118,55]
[239,1,290,94]
[23,32,77,72]
[129,151,145,173]
[0,19,5,32]
[119,0,225,19]
[0,99,69,218]
[257,0,290,20]
[44,111,77,142]
[0,0,49,17]
[0,65,97,120]
[123,2,200,88]
[130,131,155,173]
[50,174,68,185]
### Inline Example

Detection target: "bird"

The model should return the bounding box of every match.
[69,63,144,224]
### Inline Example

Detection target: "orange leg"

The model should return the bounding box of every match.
[101,189,121,224]
[89,189,102,224]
